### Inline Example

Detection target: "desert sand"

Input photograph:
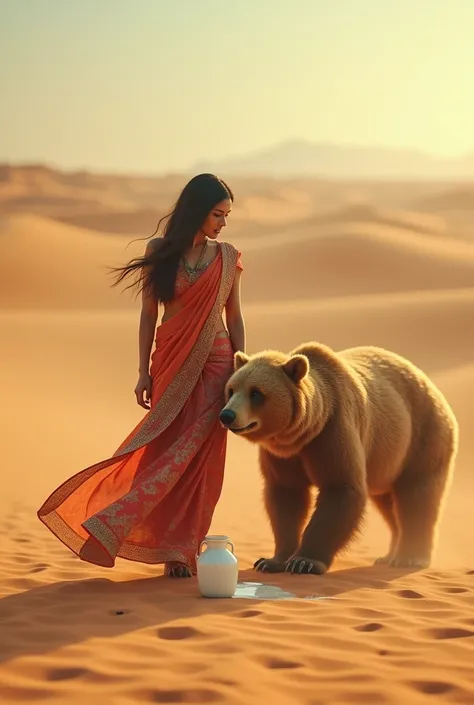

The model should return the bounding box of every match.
[1,166,473,705]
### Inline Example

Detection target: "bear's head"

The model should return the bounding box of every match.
[219,349,320,453]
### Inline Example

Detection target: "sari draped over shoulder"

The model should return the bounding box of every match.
[37,242,241,573]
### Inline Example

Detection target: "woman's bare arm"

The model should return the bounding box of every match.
[134,241,159,409]
[225,268,246,354]
[138,240,159,375]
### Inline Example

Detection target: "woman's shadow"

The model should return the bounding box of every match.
[0,562,416,665]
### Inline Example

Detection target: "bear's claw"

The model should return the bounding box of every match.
[374,555,392,565]
[285,557,327,575]
[254,557,286,573]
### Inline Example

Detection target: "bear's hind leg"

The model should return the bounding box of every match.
[371,493,400,565]
[390,452,455,569]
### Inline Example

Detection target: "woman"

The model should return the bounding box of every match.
[37,174,246,578]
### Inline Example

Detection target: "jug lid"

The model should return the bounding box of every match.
[205,534,230,541]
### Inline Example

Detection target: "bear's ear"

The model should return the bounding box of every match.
[234,351,250,370]
[282,354,309,384]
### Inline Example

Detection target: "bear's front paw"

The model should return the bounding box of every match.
[254,557,286,573]
[285,557,328,575]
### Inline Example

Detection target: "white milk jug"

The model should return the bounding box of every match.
[196,535,238,598]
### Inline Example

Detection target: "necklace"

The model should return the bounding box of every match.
[182,240,208,283]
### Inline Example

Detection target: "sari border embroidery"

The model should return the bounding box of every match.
[114,242,238,455]
[41,510,201,572]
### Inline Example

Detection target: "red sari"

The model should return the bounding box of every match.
[37,242,241,573]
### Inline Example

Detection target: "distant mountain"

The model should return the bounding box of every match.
[193,139,474,180]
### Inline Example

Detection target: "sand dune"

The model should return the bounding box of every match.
[414,186,474,213]
[0,164,184,209]
[239,221,474,302]
[409,187,474,243]
[2,164,466,237]
[54,208,167,235]
[0,214,141,309]
[301,203,447,236]
[0,166,323,235]
[244,288,474,374]
[4,212,474,310]
[1,169,474,705]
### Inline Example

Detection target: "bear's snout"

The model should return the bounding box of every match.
[219,408,237,427]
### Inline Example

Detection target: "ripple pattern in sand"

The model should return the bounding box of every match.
[1,511,474,704]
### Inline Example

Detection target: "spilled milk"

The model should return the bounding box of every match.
[232,581,334,602]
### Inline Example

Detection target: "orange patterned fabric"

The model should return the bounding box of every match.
[37,242,240,573]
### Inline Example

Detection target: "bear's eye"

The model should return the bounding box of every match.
[227,388,234,398]
[250,388,265,406]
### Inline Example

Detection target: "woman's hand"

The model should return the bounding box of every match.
[135,372,152,409]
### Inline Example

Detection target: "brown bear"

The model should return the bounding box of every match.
[219,342,458,575]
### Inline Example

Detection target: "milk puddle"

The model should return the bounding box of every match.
[232,581,334,601]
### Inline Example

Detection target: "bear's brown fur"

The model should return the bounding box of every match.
[219,342,458,575]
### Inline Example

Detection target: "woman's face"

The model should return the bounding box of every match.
[200,198,232,240]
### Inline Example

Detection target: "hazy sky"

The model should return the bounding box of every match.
[1,0,473,173]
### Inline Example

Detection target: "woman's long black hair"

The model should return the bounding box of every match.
[111,173,234,303]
